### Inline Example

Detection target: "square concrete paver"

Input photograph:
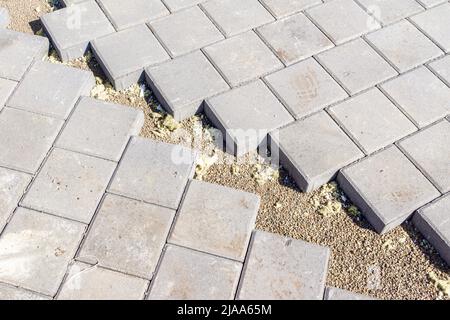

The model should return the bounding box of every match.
[380,67,450,128]
[108,137,197,209]
[7,61,94,119]
[91,25,169,90]
[150,6,223,57]
[204,31,283,87]
[261,0,321,18]
[257,13,334,66]
[0,108,64,173]
[205,80,294,156]
[429,55,450,87]
[317,38,397,95]
[0,283,49,300]
[162,0,205,12]
[145,51,229,121]
[237,230,330,300]
[56,97,144,161]
[338,146,440,234]
[78,194,174,279]
[0,78,17,111]
[22,148,116,224]
[0,208,85,296]
[201,0,274,37]
[0,29,49,81]
[329,88,416,154]
[169,180,260,261]
[265,58,348,119]
[356,0,423,25]
[58,262,148,300]
[324,286,375,300]
[148,245,242,300]
[398,120,450,193]
[270,111,363,192]
[366,20,442,73]
[0,7,10,28]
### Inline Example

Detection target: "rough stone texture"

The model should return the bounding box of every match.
[329,88,416,155]
[265,58,348,119]
[0,30,49,81]
[356,0,424,25]
[91,24,169,90]
[148,245,242,300]
[324,286,376,300]
[398,120,450,193]
[204,31,283,87]
[204,80,294,156]
[237,230,330,300]
[58,262,148,300]
[149,6,223,57]
[270,111,363,192]
[380,67,450,128]
[108,137,197,209]
[0,208,85,296]
[257,13,334,66]
[0,108,64,173]
[22,148,116,224]
[169,180,260,261]
[41,0,114,61]
[163,0,205,12]
[0,78,17,111]
[429,54,450,87]
[0,7,10,28]
[261,0,321,18]
[0,283,49,300]
[78,194,175,279]
[7,61,95,119]
[145,51,229,121]
[56,97,144,161]
[338,146,440,234]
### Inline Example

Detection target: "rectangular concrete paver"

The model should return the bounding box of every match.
[428,54,450,87]
[324,286,375,300]
[0,7,10,28]
[162,0,205,12]
[260,0,321,18]
[356,0,423,25]
[0,283,49,300]
[0,78,17,111]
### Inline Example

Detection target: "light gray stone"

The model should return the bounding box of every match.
[0,7,10,28]
[162,0,205,12]
[148,245,242,300]
[260,0,321,18]
[0,283,49,300]
[0,78,16,111]
[428,55,450,87]
[324,286,376,300]
[356,0,423,25]
[169,180,260,261]
[416,0,447,8]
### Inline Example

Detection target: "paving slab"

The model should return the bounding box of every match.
[329,88,416,155]
[337,146,440,234]
[91,25,169,91]
[0,78,16,111]
[0,7,10,28]
[0,208,85,296]
[0,29,49,81]
[257,13,334,66]
[78,194,174,279]
[0,283,49,300]
[56,97,144,161]
[145,51,229,121]
[324,286,376,300]
[0,108,64,173]
[148,245,242,300]
[169,180,260,261]
[413,193,450,265]
[7,61,95,119]
[162,0,205,12]
[22,148,116,224]
[317,38,397,95]
[270,111,363,192]
[380,67,450,128]
[41,0,114,61]
[416,0,447,8]
[108,137,198,209]
[204,80,294,156]
[204,31,283,87]
[398,120,450,193]
[200,0,274,37]
[356,0,423,25]
[366,20,442,73]
[58,262,148,300]
[265,58,348,119]
[149,6,223,57]
[260,0,321,18]
[237,230,330,300]
[428,54,450,87]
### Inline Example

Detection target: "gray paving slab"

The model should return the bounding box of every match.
[356,0,423,25]
[22,148,116,224]
[91,24,169,91]
[78,194,175,279]
[413,193,450,265]
[0,78,16,111]
[0,108,64,173]
[237,230,330,300]
[55,97,144,161]
[416,0,448,8]
[0,283,49,300]
[428,54,450,87]
[0,29,49,81]
[108,137,198,209]
[162,0,205,12]
[324,286,376,300]
[0,7,10,28]
[148,245,242,300]
[7,61,95,119]
[0,208,85,296]
[169,180,260,261]
[145,51,229,121]
[260,0,321,18]
[269,111,363,192]
[41,0,114,61]
[337,146,440,234]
